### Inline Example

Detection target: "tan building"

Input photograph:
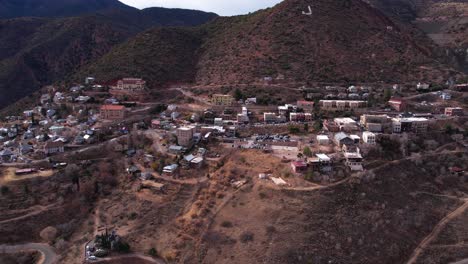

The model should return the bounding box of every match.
[320,100,367,111]
[100,105,125,120]
[360,114,392,132]
[177,126,195,147]
[212,94,234,106]
[115,78,146,91]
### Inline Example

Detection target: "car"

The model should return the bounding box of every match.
[88,256,97,261]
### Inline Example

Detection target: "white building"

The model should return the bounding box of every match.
[316,135,330,145]
[362,132,376,144]
[177,126,194,147]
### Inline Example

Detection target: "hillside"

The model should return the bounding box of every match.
[0,8,217,108]
[366,0,468,73]
[76,0,455,89]
[0,0,134,19]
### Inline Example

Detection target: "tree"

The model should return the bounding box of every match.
[303,123,309,132]
[148,248,158,257]
[303,146,313,157]
[0,186,9,195]
[234,88,244,101]
[383,88,392,102]
[65,164,81,191]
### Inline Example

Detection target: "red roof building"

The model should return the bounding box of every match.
[100,105,125,120]
[388,97,406,112]
[291,160,308,173]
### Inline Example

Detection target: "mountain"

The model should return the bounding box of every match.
[366,0,468,73]
[0,6,217,108]
[0,0,134,19]
[76,0,455,89]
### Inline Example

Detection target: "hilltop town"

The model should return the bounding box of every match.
[0,73,467,263]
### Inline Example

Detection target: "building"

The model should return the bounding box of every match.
[319,100,367,111]
[44,141,64,155]
[392,117,428,134]
[388,97,406,112]
[100,105,125,120]
[309,153,332,172]
[212,94,234,106]
[177,127,194,147]
[297,101,315,112]
[289,112,312,122]
[334,118,359,132]
[316,135,330,145]
[334,132,354,146]
[291,160,308,173]
[323,120,340,132]
[264,113,285,124]
[360,114,392,132]
[416,82,430,91]
[445,107,464,117]
[237,107,249,123]
[344,152,363,171]
[115,78,146,91]
[362,132,376,144]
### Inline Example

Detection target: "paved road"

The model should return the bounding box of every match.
[0,243,57,264]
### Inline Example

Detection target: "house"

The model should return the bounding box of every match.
[212,94,234,106]
[0,149,14,162]
[362,132,376,144]
[44,141,64,155]
[445,107,464,117]
[440,92,451,100]
[177,127,195,147]
[168,145,185,155]
[100,105,125,120]
[334,132,354,146]
[163,164,179,175]
[388,97,406,112]
[344,152,363,171]
[416,82,430,90]
[291,160,308,173]
[449,167,465,176]
[316,135,330,145]
[309,153,332,172]
[350,135,360,144]
[114,78,146,91]
[190,157,204,168]
[264,113,285,124]
[40,94,51,105]
[19,144,33,155]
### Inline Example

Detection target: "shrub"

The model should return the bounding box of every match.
[148,247,158,257]
[240,231,254,243]
[221,221,233,228]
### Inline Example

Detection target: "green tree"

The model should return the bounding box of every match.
[148,248,158,257]
[234,88,244,101]
[303,146,313,157]
[304,123,309,132]
[383,88,392,102]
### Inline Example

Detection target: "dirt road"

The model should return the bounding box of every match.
[93,253,165,264]
[0,243,57,264]
[406,199,468,264]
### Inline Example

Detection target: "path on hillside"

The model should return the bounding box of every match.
[0,243,57,264]
[406,199,468,264]
[93,253,165,264]
[0,204,60,225]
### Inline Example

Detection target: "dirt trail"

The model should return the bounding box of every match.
[406,199,468,264]
[0,204,60,224]
[0,243,57,264]
[94,253,165,264]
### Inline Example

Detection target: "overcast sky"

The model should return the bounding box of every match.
[119,0,284,16]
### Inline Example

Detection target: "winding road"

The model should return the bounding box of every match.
[0,243,57,264]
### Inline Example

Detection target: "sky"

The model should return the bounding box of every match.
[119,0,284,16]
